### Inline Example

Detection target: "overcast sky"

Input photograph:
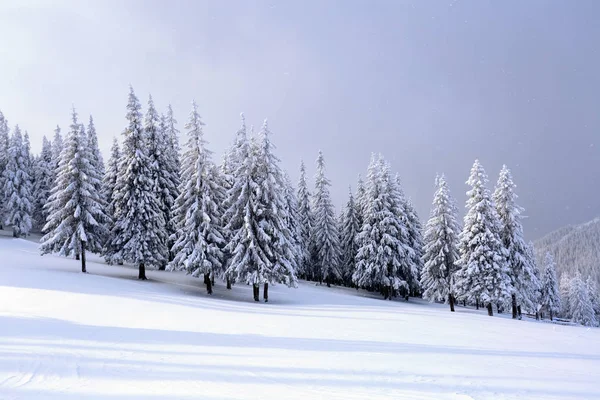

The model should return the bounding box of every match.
[1,0,599,240]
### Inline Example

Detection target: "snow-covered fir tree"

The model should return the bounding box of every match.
[223,118,297,301]
[494,165,539,318]
[339,186,360,286]
[355,174,366,229]
[32,136,54,230]
[168,101,225,294]
[353,155,411,299]
[51,125,63,171]
[104,86,167,279]
[540,252,561,321]
[559,274,572,318]
[585,276,600,323]
[0,111,10,228]
[296,160,313,280]
[527,243,543,319]
[103,138,120,223]
[569,272,598,327]
[40,109,108,272]
[420,175,461,311]
[401,188,424,293]
[87,115,105,183]
[455,159,511,316]
[283,172,301,274]
[144,95,176,268]
[312,150,341,287]
[2,125,33,237]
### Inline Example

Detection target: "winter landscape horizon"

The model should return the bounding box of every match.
[1,1,600,399]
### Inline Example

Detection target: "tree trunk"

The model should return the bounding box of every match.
[476,299,479,310]
[517,305,522,318]
[463,300,466,307]
[535,311,540,320]
[253,284,259,301]
[263,283,269,302]
[12,230,17,238]
[550,310,553,321]
[206,277,213,295]
[449,294,455,312]
[211,276,215,286]
[118,261,123,265]
[497,302,502,314]
[487,303,493,316]
[81,241,87,273]
[138,263,147,280]
[226,276,232,290]
[326,275,331,288]
[511,294,518,319]
[75,253,80,261]
[158,264,166,271]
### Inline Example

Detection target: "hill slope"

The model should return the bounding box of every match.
[534,217,600,285]
[0,237,599,400]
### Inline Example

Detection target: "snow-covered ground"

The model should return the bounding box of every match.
[0,236,599,400]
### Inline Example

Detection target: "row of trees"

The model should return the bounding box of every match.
[1,91,599,319]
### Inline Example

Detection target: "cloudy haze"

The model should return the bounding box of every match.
[1,0,598,239]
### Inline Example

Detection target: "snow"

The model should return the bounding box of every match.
[0,235,599,400]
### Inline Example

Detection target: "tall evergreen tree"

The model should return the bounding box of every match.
[494,165,538,319]
[87,115,105,180]
[283,172,301,274]
[32,136,54,230]
[340,186,360,286]
[296,160,313,280]
[105,86,167,279]
[400,187,424,293]
[103,138,121,222]
[355,175,366,229]
[353,156,411,299]
[160,109,182,259]
[559,274,572,318]
[169,102,226,293]
[569,272,597,327]
[2,126,33,237]
[420,175,461,311]
[540,252,561,321]
[312,150,341,287]
[455,160,511,316]
[585,276,600,323]
[40,109,108,272]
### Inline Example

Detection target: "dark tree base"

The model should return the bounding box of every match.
[487,303,493,316]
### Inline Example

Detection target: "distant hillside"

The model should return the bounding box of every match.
[534,218,600,286]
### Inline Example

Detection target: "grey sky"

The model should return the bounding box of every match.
[1,0,599,239]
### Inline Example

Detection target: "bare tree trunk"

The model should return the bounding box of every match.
[81,241,87,273]
[253,284,259,301]
[226,276,231,290]
[497,302,502,314]
[449,294,455,312]
[326,275,331,288]
[487,303,493,316]
[75,253,80,261]
[138,263,147,280]
[517,305,522,319]
[158,264,166,271]
[263,283,269,302]
[476,299,479,310]
[463,299,466,307]
[511,294,518,319]
[550,310,553,321]
[206,278,212,295]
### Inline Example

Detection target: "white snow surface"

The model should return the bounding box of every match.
[0,235,599,400]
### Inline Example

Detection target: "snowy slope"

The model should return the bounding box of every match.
[0,237,599,400]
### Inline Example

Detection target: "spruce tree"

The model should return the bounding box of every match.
[160,108,181,259]
[168,101,225,294]
[40,109,108,272]
[2,126,33,237]
[420,175,461,311]
[283,172,301,274]
[455,160,511,316]
[296,160,313,280]
[312,150,341,287]
[32,136,54,230]
[355,175,366,229]
[400,187,424,293]
[494,165,538,318]
[87,115,105,183]
[353,156,411,299]
[51,125,63,171]
[105,86,167,279]
[0,111,9,228]
[585,276,600,323]
[103,138,121,223]
[340,186,360,286]
[540,252,561,321]
[569,272,597,327]
[559,274,572,318]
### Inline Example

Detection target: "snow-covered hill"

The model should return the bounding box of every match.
[534,217,600,286]
[0,237,599,400]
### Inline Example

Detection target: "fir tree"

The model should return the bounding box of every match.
[355,174,366,229]
[455,160,511,316]
[105,86,167,279]
[340,186,360,286]
[283,172,301,274]
[312,150,341,287]
[2,126,33,237]
[0,111,9,228]
[87,115,105,180]
[420,175,461,311]
[569,272,597,327]
[559,274,572,318]
[103,138,121,223]
[540,252,561,321]
[160,108,181,259]
[353,155,411,299]
[585,276,600,323]
[401,188,424,293]
[494,165,538,318]
[40,109,108,272]
[32,136,54,230]
[168,101,226,294]
[296,160,313,280]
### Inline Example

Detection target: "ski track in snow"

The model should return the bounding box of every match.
[0,236,599,400]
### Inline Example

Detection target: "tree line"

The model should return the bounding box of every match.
[0,88,598,323]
